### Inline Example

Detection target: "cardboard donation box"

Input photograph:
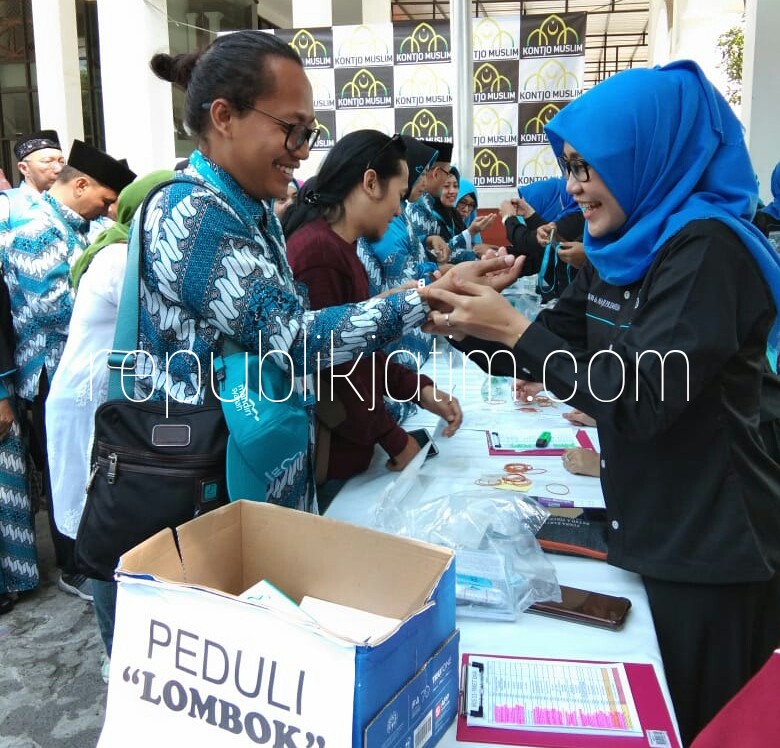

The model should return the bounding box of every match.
[98,501,459,748]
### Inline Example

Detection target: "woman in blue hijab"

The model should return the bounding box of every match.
[518,176,578,223]
[754,161,780,246]
[420,60,780,745]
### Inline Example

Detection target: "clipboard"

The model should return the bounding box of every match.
[486,428,595,456]
[457,653,680,747]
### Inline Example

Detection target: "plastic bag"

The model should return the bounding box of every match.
[376,488,560,621]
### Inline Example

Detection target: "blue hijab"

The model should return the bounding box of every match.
[545,59,780,348]
[456,177,478,226]
[517,177,577,223]
[763,162,780,220]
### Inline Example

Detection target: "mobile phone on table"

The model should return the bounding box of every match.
[528,585,631,631]
[408,427,439,460]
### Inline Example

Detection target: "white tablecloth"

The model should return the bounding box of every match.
[325,353,680,746]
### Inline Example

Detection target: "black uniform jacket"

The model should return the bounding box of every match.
[504,211,585,302]
[460,219,780,584]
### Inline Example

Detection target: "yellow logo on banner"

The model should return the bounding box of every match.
[400,22,449,53]
[474,63,513,94]
[289,29,329,59]
[314,117,332,141]
[474,107,514,136]
[397,66,451,98]
[523,60,580,91]
[340,69,389,98]
[337,25,391,58]
[340,113,390,136]
[474,148,511,178]
[401,109,450,139]
[519,147,558,178]
[524,104,561,133]
[472,17,517,50]
[526,15,581,47]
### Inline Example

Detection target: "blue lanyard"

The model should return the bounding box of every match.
[537,240,573,296]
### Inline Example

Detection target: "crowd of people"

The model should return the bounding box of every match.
[0,29,778,747]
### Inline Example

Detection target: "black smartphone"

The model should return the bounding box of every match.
[527,585,631,631]
[408,427,439,460]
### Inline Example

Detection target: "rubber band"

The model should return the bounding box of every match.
[501,474,532,487]
[545,482,570,496]
[504,462,533,474]
[534,395,553,407]
[474,474,504,486]
[524,468,547,475]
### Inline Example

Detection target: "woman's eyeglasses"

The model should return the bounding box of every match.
[366,133,402,172]
[201,102,320,152]
[557,156,591,183]
[458,199,476,209]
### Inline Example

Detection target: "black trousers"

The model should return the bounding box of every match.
[29,369,76,575]
[643,572,780,747]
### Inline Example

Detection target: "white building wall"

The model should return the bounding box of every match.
[96,0,176,174]
[32,1,774,197]
[742,0,780,203]
[31,0,83,152]
[667,0,743,100]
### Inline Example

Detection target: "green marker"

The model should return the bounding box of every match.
[536,431,552,448]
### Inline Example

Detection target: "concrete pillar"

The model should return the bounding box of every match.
[451,0,473,180]
[293,0,331,27]
[647,0,672,66]
[742,0,780,203]
[30,0,83,150]
[96,0,176,174]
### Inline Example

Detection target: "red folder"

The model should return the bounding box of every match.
[457,653,680,748]
[486,429,595,456]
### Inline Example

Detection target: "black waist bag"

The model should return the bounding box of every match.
[73,178,234,581]
[74,399,228,581]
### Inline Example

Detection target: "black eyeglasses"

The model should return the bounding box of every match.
[366,133,402,172]
[201,101,320,151]
[245,104,320,151]
[557,155,591,183]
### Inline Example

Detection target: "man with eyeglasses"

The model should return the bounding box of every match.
[14,129,65,194]
[0,139,135,603]
[1,131,65,245]
[405,141,480,266]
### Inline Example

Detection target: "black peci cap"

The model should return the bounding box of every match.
[67,140,136,193]
[14,129,61,161]
[421,139,453,163]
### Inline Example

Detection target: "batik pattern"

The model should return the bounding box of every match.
[134,151,428,511]
[0,191,87,400]
[405,193,476,262]
[358,210,435,376]
[0,389,37,594]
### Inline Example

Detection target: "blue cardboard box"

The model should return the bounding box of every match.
[101,501,457,748]
[364,630,460,748]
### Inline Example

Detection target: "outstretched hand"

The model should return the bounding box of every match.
[424,254,524,303]
[418,271,531,347]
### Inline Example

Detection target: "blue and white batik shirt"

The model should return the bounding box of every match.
[134,150,429,512]
[0,190,88,400]
[405,193,477,263]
